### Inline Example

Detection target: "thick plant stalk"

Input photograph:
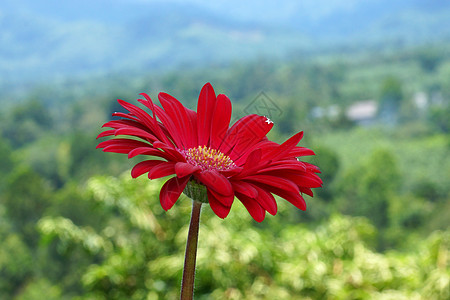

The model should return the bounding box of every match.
[180,200,202,300]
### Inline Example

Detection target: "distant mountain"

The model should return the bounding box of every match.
[0,0,449,84]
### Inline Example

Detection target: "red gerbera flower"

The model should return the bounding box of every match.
[97,83,322,222]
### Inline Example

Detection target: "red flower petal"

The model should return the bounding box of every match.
[131,160,165,178]
[114,127,158,142]
[186,108,198,147]
[102,146,135,154]
[197,83,217,146]
[244,148,262,169]
[117,99,159,134]
[220,166,244,177]
[207,190,231,219]
[269,170,323,188]
[289,172,323,188]
[158,92,196,149]
[96,138,151,150]
[208,188,234,207]
[255,160,307,174]
[96,130,115,139]
[230,116,273,160]
[111,110,138,118]
[304,162,321,173]
[101,119,147,132]
[252,185,277,216]
[299,187,314,197]
[152,141,186,161]
[262,131,304,162]
[110,112,140,122]
[175,162,200,178]
[128,147,171,160]
[281,191,307,211]
[290,147,315,157]
[137,94,173,145]
[148,162,176,179]
[234,139,278,166]
[210,94,232,149]
[159,176,190,211]
[98,139,152,154]
[244,175,299,194]
[236,192,266,222]
[231,180,258,198]
[220,115,273,160]
[195,170,233,196]
[234,148,270,178]
[257,184,307,211]
[150,105,184,148]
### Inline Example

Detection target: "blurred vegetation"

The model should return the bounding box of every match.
[0,45,449,299]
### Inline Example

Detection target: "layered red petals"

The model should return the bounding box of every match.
[128,147,171,160]
[207,190,231,219]
[195,170,233,197]
[264,170,323,188]
[137,93,173,145]
[208,188,234,207]
[220,114,273,160]
[258,184,307,211]
[148,162,176,179]
[175,162,200,178]
[160,176,190,211]
[231,180,258,198]
[131,160,165,178]
[158,92,196,148]
[290,147,315,157]
[262,131,304,161]
[236,192,266,222]
[97,139,149,149]
[97,82,321,221]
[114,127,158,142]
[243,175,299,194]
[197,83,217,146]
[252,185,277,216]
[210,94,232,149]
[97,138,151,153]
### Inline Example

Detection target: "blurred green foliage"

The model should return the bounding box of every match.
[33,176,449,300]
[337,149,399,230]
[1,99,53,148]
[0,45,449,299]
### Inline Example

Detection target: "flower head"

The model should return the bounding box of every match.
[97,83,322,222]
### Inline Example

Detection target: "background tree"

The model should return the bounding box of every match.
[378,76,404,125]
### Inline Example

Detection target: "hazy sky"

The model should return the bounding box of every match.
[1,0,365,24]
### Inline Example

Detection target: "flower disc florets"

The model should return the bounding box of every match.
[181,146,236,172]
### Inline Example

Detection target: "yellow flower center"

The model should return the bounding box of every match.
[182,146,236,171]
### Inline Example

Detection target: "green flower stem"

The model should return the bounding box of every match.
[180,200,202,300]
